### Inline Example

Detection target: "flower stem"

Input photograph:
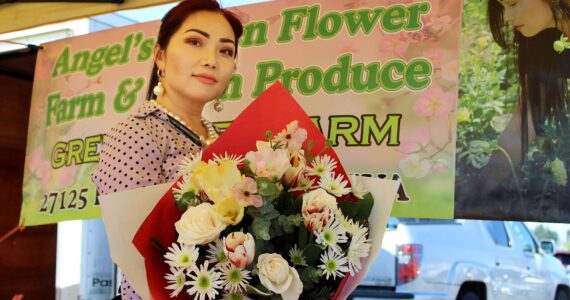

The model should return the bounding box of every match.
[496,146,526,214]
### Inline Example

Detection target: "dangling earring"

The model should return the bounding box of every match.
[153,69,164,97]
[213,99,224,112]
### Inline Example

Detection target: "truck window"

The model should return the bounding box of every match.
[484,221,510,247]
[506,221,537,253]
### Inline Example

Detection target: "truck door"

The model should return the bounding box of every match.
[505,221,549,300]
[483,221,526,300]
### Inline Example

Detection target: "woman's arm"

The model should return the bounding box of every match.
[478,107,536,195]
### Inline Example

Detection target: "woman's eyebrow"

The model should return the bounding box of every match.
[184,28,235,45]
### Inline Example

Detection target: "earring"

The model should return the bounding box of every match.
[213,99,224,112]
[153,69,164,97]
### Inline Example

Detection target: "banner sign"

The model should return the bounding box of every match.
[21,0,463,226]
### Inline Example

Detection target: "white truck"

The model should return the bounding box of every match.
[350,219,570,300]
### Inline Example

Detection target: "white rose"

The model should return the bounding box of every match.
[175,203,226,245]
[257,253,303,300]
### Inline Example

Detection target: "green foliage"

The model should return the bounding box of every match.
[457,1,569,203]
[533,224,559,242]
[174,191,197,211]
[337,192,373,223]
[456,1,518,186]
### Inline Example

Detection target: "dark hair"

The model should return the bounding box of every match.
[147,0,244,99]
[488,0,570,153]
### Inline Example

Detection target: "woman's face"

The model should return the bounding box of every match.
[156,10,236,104]
[500,0,556,37]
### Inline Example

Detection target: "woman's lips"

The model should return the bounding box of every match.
[193,74,217,84]
[514,25,524,31]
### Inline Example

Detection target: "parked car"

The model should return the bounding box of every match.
[350,219,570,300]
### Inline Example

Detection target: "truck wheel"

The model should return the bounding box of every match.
[555,289,569,300]
[457,291,481,300]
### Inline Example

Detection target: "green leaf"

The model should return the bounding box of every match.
[251,218,271,240]
[300,265,321,284]
[174,191,196,211]
[337,192,374,223]
[303,243,323,266]
[256,177,278,197]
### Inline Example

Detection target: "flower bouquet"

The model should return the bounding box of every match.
[100,82,398,300]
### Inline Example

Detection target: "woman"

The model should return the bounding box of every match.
[91,0,243,298]
[458,0,570,219]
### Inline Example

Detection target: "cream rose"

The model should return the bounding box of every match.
[302,188,338,233]
[175,203,226,245]
[257,253,303,300]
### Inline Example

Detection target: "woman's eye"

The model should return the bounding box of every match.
[187,39,201,46]
[221,49,235,57]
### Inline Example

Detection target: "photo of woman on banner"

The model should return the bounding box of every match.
[455,0,570,221]
[91,0,243,298]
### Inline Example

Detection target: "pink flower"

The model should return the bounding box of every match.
[223,232,256,268]
[245,146,291,179]
[379,35,409,56]
[426,15,452,35]
[405,27,434,42]
[430,159,450,173]
[41,165,77,190]
[413,86,457,117]
[232,177,263,208]
[273,120,307,153]
[26,147,50,177]
[422,48,446,69]
[398,128,430,154]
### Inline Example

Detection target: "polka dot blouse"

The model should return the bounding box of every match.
[92,100,203,299]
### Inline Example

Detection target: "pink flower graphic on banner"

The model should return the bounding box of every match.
[414,86,456,117]
[41,165,78,190]
[422,49,445,69]
[430,159,450,173]
[405,27,434,42]
[441,60,459,82]
[379,35,409,56]
[426,15,452,35]
[26,147,51,177]
[398,127,430,154]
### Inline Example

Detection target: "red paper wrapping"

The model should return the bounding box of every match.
[133,82,353,299]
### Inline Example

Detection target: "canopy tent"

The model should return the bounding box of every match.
[0,0,179,34]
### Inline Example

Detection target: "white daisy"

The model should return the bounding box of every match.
[206,239,228,265]
[319,248,349,280]
[172,174,197,203]
[336,212,362,236]
[349,174,368,199]
[164,267,186,297]
[212,152,245,165]
[315,219,348,254]
[164,242,199,269]
[319,173,352,197]
[178,151,203,176]
[223,292,252,300]
[186,261,223,300]
[347,227,372,276]
[306,154,337,177]
[289,244,307,266]
[218,262,251,293]
[288,173,316,192]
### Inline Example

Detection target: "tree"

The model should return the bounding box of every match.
[533,225,559,243]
